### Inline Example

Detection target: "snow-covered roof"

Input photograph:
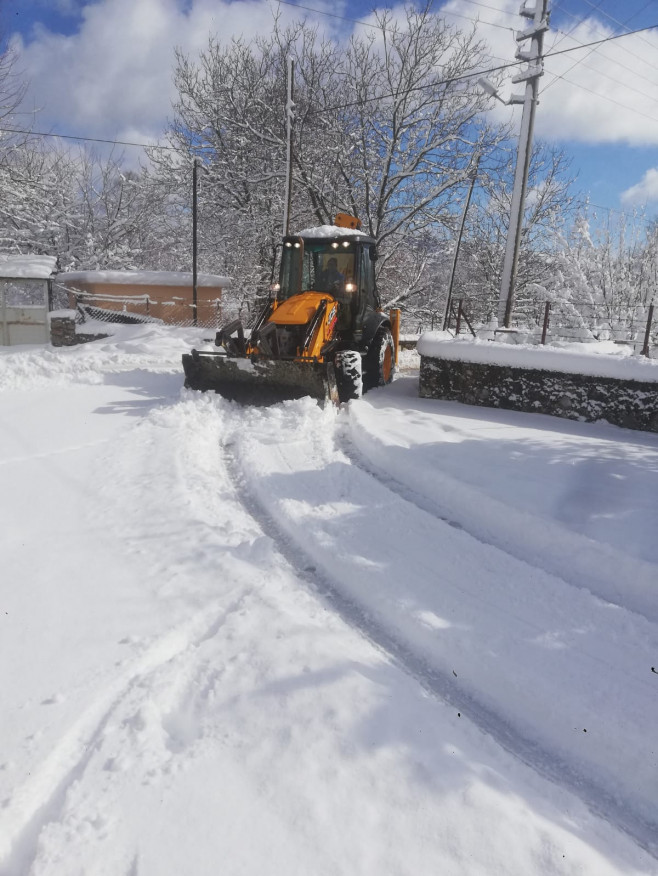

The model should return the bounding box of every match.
[0,255,58,280]
[57,270,232,288]
[417,335,658,383]
[295,224,369,239]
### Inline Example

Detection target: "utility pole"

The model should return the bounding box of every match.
[192,156,201,326]
[442,153,480,331]
[498,0,550,327]
[283,58,295,237]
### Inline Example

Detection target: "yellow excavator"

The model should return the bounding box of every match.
[182,214,400,404]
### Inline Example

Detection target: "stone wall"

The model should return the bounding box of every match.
[49,312,108,347]
[419,356,658,433]
[49,314,76,347]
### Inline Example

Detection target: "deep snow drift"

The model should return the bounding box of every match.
[1,325,657,876]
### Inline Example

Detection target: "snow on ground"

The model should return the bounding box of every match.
[1,325,657,875]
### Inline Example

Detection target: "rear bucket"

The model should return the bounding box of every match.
[182,351,337,405]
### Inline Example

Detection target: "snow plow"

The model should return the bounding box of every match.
[183,215,400,404]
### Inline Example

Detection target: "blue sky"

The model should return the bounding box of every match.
[2,0,658,224]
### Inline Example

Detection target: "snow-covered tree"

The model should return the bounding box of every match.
[537,208,658,344]
[149,4,504,317]
[453,142,579,327]
[0,138,174,274]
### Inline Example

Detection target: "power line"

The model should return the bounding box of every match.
[273,0,383,32]
[552,0,658,77]
[587,201,656,220]
[544,68,658,126]
[276,0,513,33]
[542,44,658,102]
[544,56,658,109]
[452,1,658,113]
[1,21,657,149]
[542,3,658,104]
[278,0,658,85]
[580,0,658,55]
[549,0,607,53]
[274,0,514,33]
[312,23,658,116]
[0,127,178,150]
[442,0,519,17]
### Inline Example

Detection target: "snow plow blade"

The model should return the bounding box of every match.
[182,351,337,405]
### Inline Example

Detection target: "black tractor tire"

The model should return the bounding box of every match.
[334,350,363,403]
[363,328,395,391]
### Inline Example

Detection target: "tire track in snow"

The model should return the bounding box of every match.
[0,596,251,876]
[342,404,658,628]
[0,393,270,875]
[221,404,658,861]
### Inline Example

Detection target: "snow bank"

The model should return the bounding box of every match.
[0,323,209,390]
[417,335,658,383]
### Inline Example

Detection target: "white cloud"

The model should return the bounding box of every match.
[440,0,658,147]
[11,0,336,158]
[12,0,658,166]
[621,167,658,206]
[48,0,83,15]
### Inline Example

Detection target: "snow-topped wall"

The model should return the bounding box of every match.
[418,336,658,433]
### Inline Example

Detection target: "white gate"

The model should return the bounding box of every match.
[0,278,50,346]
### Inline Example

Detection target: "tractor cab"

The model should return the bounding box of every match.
[276,220,379,337]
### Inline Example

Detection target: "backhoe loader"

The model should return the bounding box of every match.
[182,214,400,404]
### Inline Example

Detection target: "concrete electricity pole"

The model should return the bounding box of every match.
[192,156,202,326]
[283,58,295,237]
[442,152,481,331]
[498,0,550,328]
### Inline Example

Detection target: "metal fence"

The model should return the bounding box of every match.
[55,288,223,329]
[408,298,657,358]
[52,281,658,359]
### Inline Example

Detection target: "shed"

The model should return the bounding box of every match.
[0,255,58,346]
[57,270,232,328]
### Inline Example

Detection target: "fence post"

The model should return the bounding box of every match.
[541,301,551,345]
[641,302,654,357]
[456,299,463,335]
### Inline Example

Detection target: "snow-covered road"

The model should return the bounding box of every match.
[1,326,657,875]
